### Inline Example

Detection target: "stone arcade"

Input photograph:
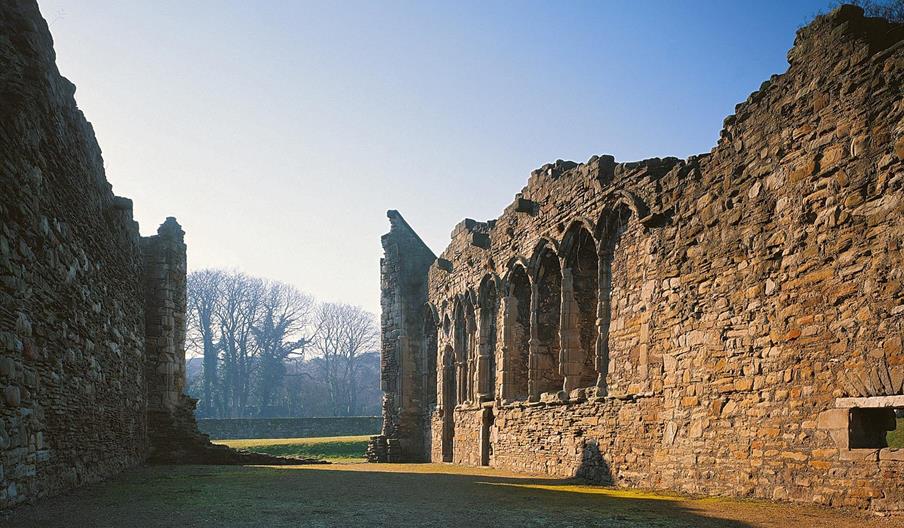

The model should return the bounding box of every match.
[372,6,904,513]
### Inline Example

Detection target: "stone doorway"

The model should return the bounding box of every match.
[441,345,455,462]
[479,407,494,466]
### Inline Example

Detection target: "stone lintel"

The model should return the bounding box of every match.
[835,395,904,408]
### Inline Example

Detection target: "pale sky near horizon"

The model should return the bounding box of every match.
[37,0,831,315]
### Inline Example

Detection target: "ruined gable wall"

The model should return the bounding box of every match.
[371,211,436,462]
[0,2,149,507]
[426,7,904,511]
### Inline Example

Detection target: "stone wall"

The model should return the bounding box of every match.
[0,1,224,508]
[385,6,904,513]
[0,1,152,507]
[198,417,381,440]
[369,211,436,462]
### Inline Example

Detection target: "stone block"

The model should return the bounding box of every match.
[838,448,879,462]
[879,449,904,462]
[3,386,20,407]
[0,357,14,377]
[817,409,849,430]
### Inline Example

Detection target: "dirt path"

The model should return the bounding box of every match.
[3,463,902,528]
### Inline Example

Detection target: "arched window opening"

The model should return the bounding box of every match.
[441,344,455,462]
[477,276,498,402]
[503,265,531,401]
[453,295,475,403]
[561,225,600,392]
[596,204,633,393]
[531,245,564,397]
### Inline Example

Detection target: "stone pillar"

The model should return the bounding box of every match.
[142,217,231,463]
[475,306,493,402]
[499,295,518,401]
[454,319,468,404]
[594,250,612,394]
[141,217,187,412]
[559,268,582,393]
[435,339,447,410]
[528,282,541,401]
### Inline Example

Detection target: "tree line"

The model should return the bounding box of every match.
[186,269,381,418]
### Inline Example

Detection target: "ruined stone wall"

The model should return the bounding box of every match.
[0,2,152,507]
[370,211,437,462]
[396,6,904,512]
[0,1,212,508]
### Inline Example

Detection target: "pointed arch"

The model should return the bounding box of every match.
[501,261,531,401]
[422,303,439,411]
[530,242,564,397]
[453,293,477,404]
[558,217,597,256]
[528,236,561,280]
[477,274,499,401]
[594,202,635,393]
[452,296,471,404]
[559,222,600,391]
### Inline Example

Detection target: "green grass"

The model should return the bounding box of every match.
[7,464,898,528]
[213,435,370,462]
[889,418,904,448]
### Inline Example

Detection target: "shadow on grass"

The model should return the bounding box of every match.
[3,463,762,528]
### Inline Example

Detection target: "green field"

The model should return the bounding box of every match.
[211,422,904,463]
[214,435,370,462]
[890,418,904,448]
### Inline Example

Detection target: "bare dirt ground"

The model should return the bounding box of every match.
[3,463,903,528]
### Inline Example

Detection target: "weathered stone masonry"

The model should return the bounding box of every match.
[0,1,235,508]
[368,211,437,463]
[377,6,904,513]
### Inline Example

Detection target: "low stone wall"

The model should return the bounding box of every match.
[443,396,904,510]
[198,417,381,440]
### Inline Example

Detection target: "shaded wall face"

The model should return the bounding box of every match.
[424,8,904,512]
[376,211,436,462]
[0,2,148,508]
[0,1,198,507]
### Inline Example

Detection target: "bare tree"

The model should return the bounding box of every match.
[312,303,379,416]
[187,269,224,416]
[186,269,380,418]
[212,272,267,417]
[252,281,316,414]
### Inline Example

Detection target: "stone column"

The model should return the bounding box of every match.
[475,306,494,402]
[594,250,612,395]
[559,268,582,393]
[455,323,468,404]
[141,217,187,412]
[527,282,541,401]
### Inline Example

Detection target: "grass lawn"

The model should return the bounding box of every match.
[889,418,904,448]
[5,463,902,528]
[213,435,370,462]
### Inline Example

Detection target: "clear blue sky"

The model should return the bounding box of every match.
[38,0,831,314]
